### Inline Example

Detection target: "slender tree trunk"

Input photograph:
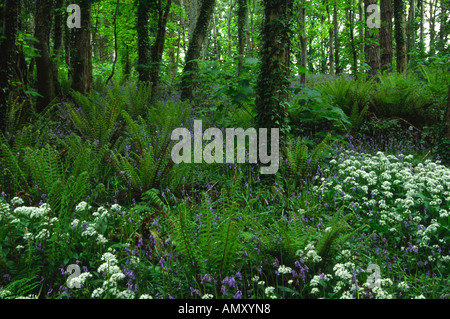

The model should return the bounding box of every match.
[106,0,120,86]
[71,0,93,94]
[428,0,437,56]
[137,0,151,83]
[299,0,307,84]
[329,24,335,74]
[419,0,425,56]
[35,0,55,112]
[256,0,294,154]
[380,0,393,72]
[406,0,416,64]
[248,0,256,57]
[365,0,380,76]
[334,3,341,74]
[0,0,21,132]
[349,0,358,76]
[124,44,131,81]
[227,0,236,58]
[438,0,448,52]
[359,0,365,66]
[394,0,407,73]
[168,17,177,80]
[181,0,216,101]
[237,0,248,71]
[149,0,172,102]
[52,0,64,96]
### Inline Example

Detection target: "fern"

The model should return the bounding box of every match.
[66,90,122,147]
[169,189,243,278]
[24,144,63,196]
[108,81,153,119]
[315,208,352,267]
[109,101,191,192]
[350,101,369,131]
[286,133,334,186]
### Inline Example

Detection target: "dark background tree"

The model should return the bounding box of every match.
[181,0,216,101]
[0,0,21,132]
[137,0,151,83]
[71,0,93,94]
[35,0,55,113]
[380,0,393,72]
[149,0,173,102]
[394,0,407,73]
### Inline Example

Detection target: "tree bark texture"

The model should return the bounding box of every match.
[71,0,93,94]
[255,0,294,152]
[380,0,393,72]
[181,0,216,101]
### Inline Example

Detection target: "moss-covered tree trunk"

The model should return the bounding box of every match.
[71,0,93,94]
[255,0,294,154]
[380,0,393,72]
[298,0,307,84]
[394,0,407,73]
[237,0,248,71]
[0,0,21,132]
[181,0,216,101]
[365,0,380,76]
[137,0,151,83]
[35,0,55,113]
[52,0,64,97]
[149,0,172,102]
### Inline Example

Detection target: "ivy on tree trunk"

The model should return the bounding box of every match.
[255,0,294,155]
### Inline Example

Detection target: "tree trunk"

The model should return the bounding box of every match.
[334,4,341,74]
[348,0,358,76]
[149,0,172,102]
[359,0,365,66]
[406,0,416,64]
[137,0,151,83]
[255,0,294,153]
[188,0,201,42]
[52,0,64,97]
[365,0,380,76]
[394,0,407,73]
[35,0,55,113]
[227,0,236,58]
[298,0,307,84]
[0,0,21,132]
[181,0,216,101]
[380,0,393,72]
[71,0,93,94]
[419,0,425,56]
[237,0,248,71]
[428,0,437,56]
[168,19,177,80]
[438,0,448,52]
[105,0,120,86]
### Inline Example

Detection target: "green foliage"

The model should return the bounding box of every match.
[289,86,351,131]
[169,189,243,279]
[349,101,369,132]
[107,81,153,119]
[370,73,434,125]
[285,133,334,186]
[109,100,191,192]
[65,90,122,147]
